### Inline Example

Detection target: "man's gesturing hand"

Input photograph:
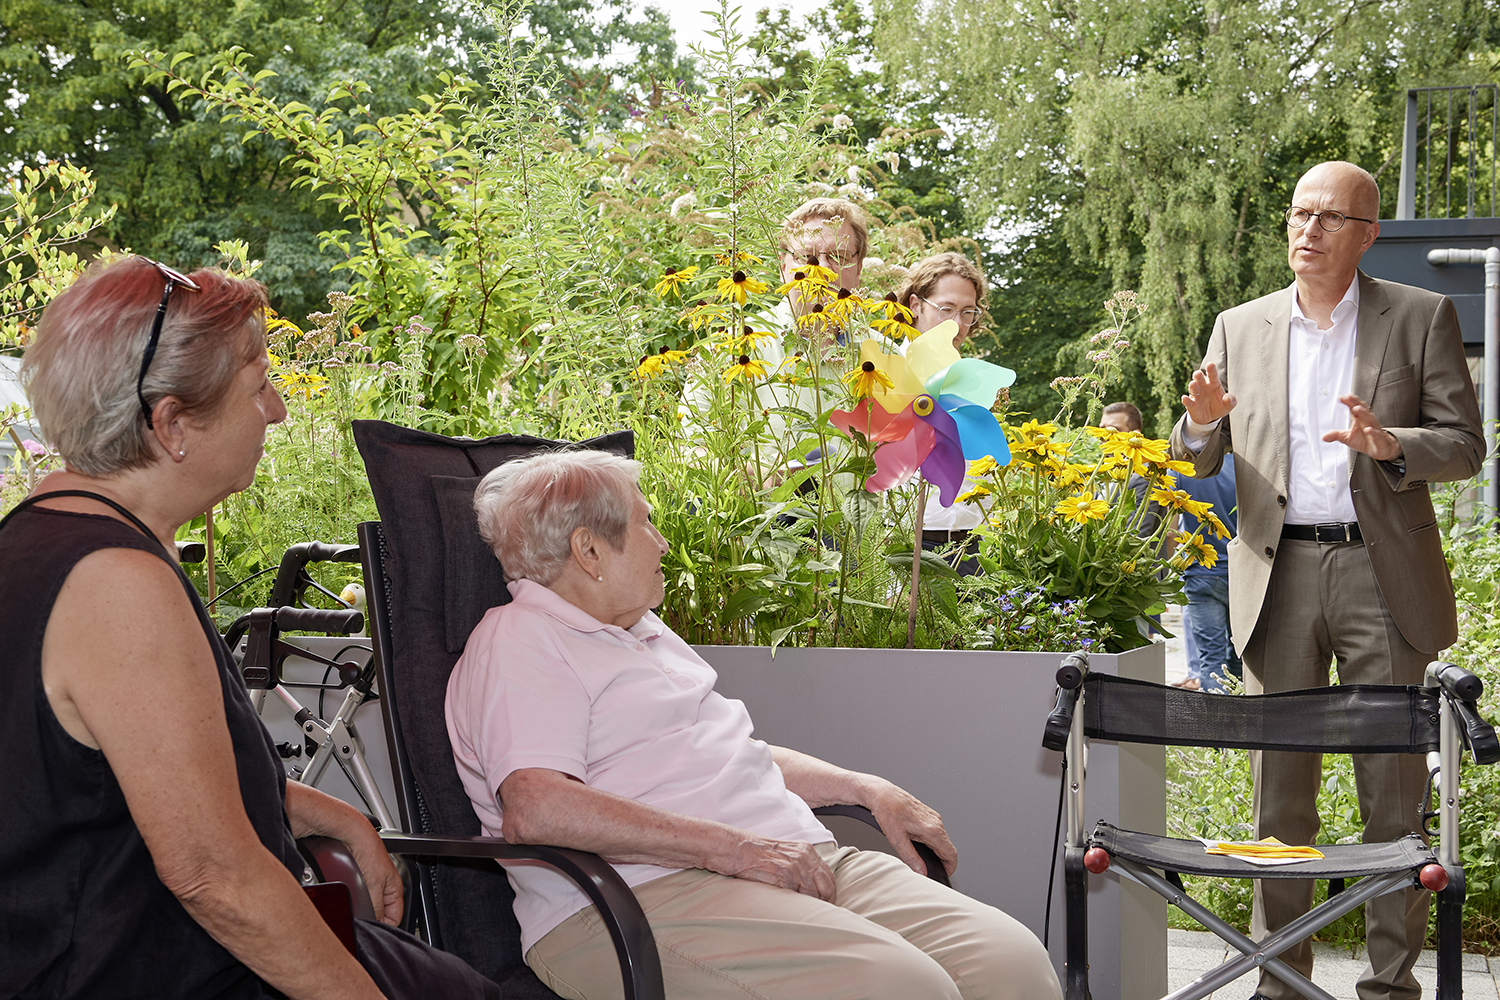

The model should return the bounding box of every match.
[723,836,837,902]
[1324,394,1403,461]
[1181,362,1236,426]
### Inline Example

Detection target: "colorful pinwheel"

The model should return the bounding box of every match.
[829,322,1016,506]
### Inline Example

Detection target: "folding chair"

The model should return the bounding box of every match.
[1041,651,1500,1000]
[349,419,947,1000]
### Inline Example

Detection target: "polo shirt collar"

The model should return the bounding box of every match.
[506,578,667,641]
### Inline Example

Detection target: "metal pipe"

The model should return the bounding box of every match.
[1425,247,1499,519]
[1066,689,1086,848]
[1398,89,1418,220]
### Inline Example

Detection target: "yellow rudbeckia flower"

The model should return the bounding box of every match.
[842,359,895,400]
[722,354,769,383]
[653,265,699,298]
[717,270,769,304]
[1055,493,1111,525]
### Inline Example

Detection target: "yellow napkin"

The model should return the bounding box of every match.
[1203,836,1324,865]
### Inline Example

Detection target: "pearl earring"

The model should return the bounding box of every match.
[597,575,605,582]
[178,450,185,458]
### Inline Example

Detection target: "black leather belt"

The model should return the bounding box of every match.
[1281,522,1362,543]
[922,529,972,543]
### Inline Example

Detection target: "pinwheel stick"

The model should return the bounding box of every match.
[907,479,927,649]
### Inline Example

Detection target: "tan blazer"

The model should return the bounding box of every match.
[1170,271,1483,654]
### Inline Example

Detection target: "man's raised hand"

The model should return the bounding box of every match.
[1324,394,1403,462]
[1181,362,1236,426]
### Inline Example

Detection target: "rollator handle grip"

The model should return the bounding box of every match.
[1429,661,1484,702]
[277,607,365,636]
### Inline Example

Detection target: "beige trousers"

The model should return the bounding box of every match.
[1241,538,1432,1000]
[527,843,1061,1000]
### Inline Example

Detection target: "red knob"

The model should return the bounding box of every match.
[1083,847,1111,874]
[1419,864,1449,892]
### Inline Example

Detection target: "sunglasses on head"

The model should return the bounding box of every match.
[136,258,202,429]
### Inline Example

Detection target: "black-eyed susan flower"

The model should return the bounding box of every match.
[874,292,914,324]
[799,259,840,285]
[1103,431,1170,473]
[1202,510,1231,539]
[796,303,831,334]
[1055,493,1111,525]
[722,354,768,384]
[870,315,921,340]
[684,301,729,331]
[274,368,330,400]
[653,265,699,298]
[967,455,999,477]
[776,352,806,382]
[715,250,763,268]
[634,354,667,378]
[719,324,775,353]
[825,287,865,325]
[1149,486,1213,521]
[842,359,894,399]
[1181,533,1218,569]
[953,484,992,504]
[775,269,831,298]
[717,270,769,304]
[1164,458,1198,477]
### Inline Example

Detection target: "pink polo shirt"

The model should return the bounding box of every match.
[446,579,832,952]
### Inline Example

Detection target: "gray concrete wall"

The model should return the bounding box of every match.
[698,643,1167,1000]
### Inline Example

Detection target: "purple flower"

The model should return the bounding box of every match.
[21,439,46,458]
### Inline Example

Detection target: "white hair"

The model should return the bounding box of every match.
[472,449,642,585]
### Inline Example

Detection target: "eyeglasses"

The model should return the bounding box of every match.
[136,258,201,429]
[1284,206,1375,233]
[916,295,982,326]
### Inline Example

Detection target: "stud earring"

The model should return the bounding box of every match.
[597,575,605,582]
[178,450,185,458]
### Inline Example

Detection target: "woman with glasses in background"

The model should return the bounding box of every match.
[0,257,499,999]
[896,252,991,575]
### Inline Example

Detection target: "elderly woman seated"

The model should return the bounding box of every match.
[446,449,1062,1000]
[0,258,499,999]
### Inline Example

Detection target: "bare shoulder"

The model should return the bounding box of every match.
[43,546,215,749]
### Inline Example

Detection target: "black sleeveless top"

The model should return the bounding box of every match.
[0,501,307,999]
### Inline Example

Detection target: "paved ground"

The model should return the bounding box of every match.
[1169,928,1499,999]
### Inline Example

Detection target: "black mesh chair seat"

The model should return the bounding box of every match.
[1090,821,1434,880]
[1040,653,1499,1000]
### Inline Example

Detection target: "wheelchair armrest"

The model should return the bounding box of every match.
[379,833,665,1000]
[811,804,951,886]
[298,835,377,922]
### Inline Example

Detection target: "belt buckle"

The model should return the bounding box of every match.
[1314,522,1350,543]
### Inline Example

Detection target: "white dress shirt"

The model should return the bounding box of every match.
[1183,276,1361,524]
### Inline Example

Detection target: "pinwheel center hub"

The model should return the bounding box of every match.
[913,395,935,416]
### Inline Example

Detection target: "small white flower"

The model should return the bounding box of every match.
[846,164,860,185]
[670,192,697,216]
[831,113,853,130]
[884,151,899,172]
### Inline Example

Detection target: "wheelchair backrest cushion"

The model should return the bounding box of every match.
[352,420,632,982]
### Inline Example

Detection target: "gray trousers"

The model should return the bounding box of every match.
[1240,538,1432,1000]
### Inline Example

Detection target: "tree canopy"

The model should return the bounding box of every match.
[874,0,1500,431]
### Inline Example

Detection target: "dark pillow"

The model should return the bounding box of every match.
[432,475,507,653]
[351,420,633,985]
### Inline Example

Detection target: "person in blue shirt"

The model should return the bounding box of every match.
[1174,454,1241,692]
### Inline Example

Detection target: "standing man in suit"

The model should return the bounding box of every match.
[1170,160,1483,1000]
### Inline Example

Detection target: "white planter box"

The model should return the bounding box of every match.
[697,643,1167,1000]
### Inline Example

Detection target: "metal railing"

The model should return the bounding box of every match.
[1396,85,1498,221]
